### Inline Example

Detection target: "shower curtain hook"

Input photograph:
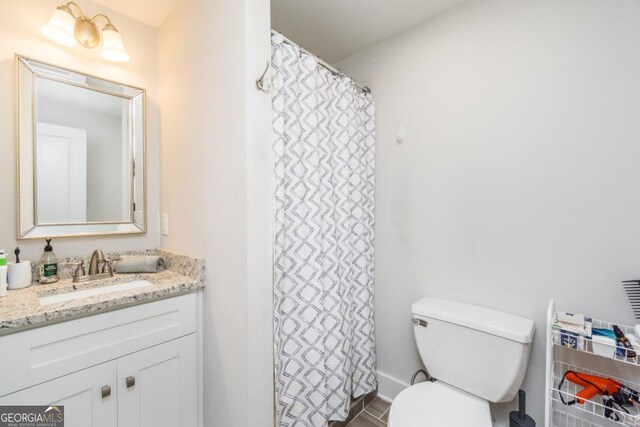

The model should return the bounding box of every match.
[256,60,271,93]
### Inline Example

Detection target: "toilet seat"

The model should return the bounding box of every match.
[388,381,492,427]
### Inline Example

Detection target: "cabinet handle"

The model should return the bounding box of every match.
[101,385,111,399]
[126,376,136,388]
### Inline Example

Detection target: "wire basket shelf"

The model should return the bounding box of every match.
[551,361,640,427]
[552,408,607,427]
[551,319,640,367]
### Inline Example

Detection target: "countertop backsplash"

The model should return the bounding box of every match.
[27,248,205,284]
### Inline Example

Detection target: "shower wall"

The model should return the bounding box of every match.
[337,0,640,424]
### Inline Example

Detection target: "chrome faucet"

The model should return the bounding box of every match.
[71,249,114,283]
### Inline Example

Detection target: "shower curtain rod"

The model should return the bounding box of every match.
[272,30,372,94]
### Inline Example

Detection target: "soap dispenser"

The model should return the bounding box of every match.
[38,239,59,284]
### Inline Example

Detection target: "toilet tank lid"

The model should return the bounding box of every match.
[412,297,535,344]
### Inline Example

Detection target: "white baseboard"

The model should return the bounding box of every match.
[376,370,410,402]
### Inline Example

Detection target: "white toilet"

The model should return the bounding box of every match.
[388,297,535,426]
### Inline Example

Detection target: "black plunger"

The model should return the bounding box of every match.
[509,390,535,427]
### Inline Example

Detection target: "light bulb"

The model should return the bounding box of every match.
[41,8,77,48]
[100,27,129,62]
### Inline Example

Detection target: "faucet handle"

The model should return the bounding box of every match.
[76,261,86,278]
[63,261,86,281]
[103,259,113,275]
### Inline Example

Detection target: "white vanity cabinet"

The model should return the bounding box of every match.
[0,293,202,427]
[0,361,118,427]
[117,335,197,427]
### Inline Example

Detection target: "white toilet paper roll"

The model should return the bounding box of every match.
[7,261,32,290]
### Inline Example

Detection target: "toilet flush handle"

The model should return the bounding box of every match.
[412,318,428,327]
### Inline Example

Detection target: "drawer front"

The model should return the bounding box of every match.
[0,293,196,397]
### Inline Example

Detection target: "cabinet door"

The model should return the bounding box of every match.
[118,334,197,427]
[0,361,117,427]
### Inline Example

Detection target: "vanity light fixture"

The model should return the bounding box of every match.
[42,2,130,62]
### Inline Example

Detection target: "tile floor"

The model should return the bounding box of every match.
[328,394,391,427]
[348,397,390,426]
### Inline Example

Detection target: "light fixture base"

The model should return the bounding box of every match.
[75,17,100,49]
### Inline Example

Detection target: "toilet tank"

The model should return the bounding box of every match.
[412,297,535,403]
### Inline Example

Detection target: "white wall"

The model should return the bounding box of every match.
[0,0,160,258]
[336,0,640,424]
[159,0,273,425]
[244,0,275,425]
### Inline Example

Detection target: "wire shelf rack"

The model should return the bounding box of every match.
[552,408,606,427]
[550,361,640,427]
[551,319,640,367]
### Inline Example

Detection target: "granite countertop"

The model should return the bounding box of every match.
[0,249,205,335]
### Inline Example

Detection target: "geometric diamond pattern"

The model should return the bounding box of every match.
[271,33,377,427]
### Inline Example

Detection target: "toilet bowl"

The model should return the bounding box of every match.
[388,297,535,426]
[388,381,492,427]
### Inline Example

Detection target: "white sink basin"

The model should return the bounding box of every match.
[39,280,154,306]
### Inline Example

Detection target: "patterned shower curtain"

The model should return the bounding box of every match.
[271,32,377,427]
